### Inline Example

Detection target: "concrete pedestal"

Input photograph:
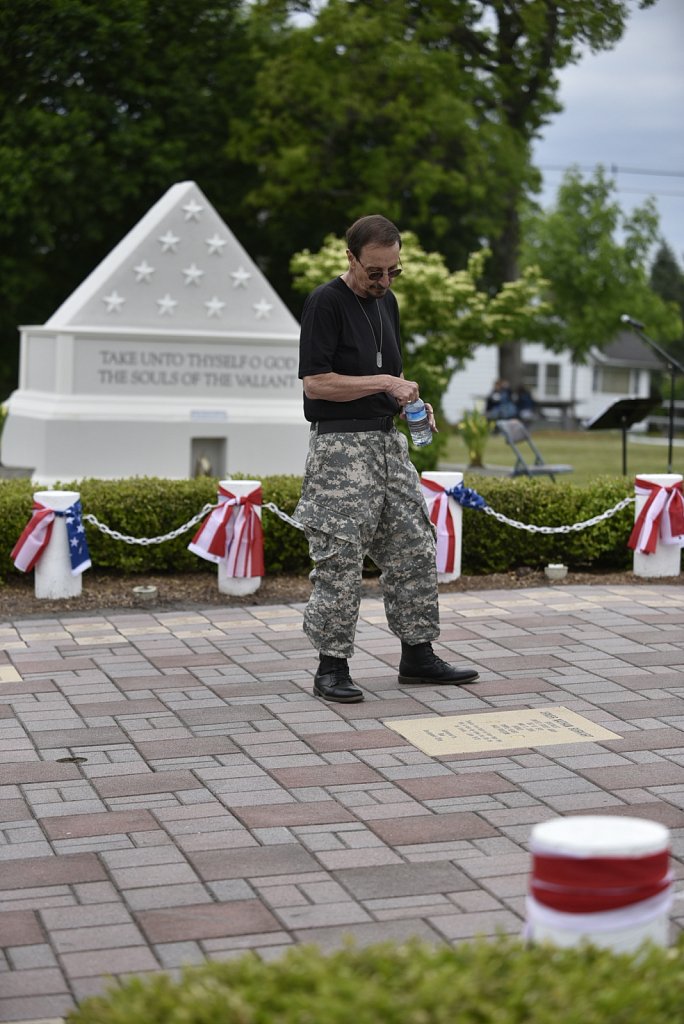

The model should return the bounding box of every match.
[633,473,683,578]
[33,490,82,599]
[421,471,463,582]
[217,480,262,596]
[527,815,672,953]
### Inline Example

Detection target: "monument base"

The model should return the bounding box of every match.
[2,392,309,483]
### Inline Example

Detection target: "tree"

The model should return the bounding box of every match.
[0,0,257,396]
[291,233,549,468]
[520,167,682,361]
[230,0,504,303]
[232,0,656,384]
[649,241,684,394]
[650,242,684,315]
[429,0,657,385]
[1,0,656,402]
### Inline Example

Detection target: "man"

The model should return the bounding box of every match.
[294,214,479,703]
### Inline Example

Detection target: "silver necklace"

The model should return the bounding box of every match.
[353,295,383,368]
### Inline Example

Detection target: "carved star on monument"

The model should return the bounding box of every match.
[205,233,227,256]
[231,266,251,288]
[133,260,155,283]
[253,298,273,319]
[182,263,205,286]
[181,198,204,221]
[158,230,180,253]
[102,291,125,313]
[205,296,226,318]
[157,294,178,316]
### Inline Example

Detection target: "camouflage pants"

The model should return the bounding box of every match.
[293,427,439,658]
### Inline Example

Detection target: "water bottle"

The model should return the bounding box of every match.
[404,399,432,447]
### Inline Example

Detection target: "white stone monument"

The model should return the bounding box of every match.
[1,181,309,483]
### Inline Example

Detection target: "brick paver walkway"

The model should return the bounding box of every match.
[1,583,683,1022]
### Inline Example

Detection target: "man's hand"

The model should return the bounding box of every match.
[385,377,419,404]
[397,397,439,433]
[424,402,438,433]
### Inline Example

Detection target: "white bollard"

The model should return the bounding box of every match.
[217,479,262,597]
[632,473,683,578]
[421,471,463,582]
[526,815,673,954]
[33,490,82,600]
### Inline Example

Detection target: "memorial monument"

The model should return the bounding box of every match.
[1,181,309,482]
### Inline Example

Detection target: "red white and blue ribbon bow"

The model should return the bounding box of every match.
[188,484,265,577]
[628,477,684,555]
[420,478,458,574]
[11,500,92,575]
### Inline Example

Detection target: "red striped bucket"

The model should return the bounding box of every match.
[526,816,673,953]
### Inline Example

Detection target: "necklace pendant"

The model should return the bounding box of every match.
[376,352,382,368]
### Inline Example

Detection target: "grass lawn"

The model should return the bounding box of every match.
[442,426,684,485]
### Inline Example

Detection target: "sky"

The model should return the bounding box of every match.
[533,0,684,266]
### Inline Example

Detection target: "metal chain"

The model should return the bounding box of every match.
[82,503,219,546]
[482,496,635,534]
[82,495,634,546]
[262,502,306,531]
[82,500,306,546]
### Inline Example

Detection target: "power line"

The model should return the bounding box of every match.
[538,163,684,179]
[607,187,684,198]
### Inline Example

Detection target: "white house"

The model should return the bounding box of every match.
[443,329,664,429]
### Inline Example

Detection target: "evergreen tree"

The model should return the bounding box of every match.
[649,241,684,390]
[650,242,684,318]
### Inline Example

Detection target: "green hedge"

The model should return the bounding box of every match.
[0,476,309,580]
[0,473,635,581]
[67,937,684,1024]
[459,474,634,573]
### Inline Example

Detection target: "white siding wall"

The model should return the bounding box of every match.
[442,346,500,423]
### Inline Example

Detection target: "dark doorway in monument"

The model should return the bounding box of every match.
[192,438,226,478]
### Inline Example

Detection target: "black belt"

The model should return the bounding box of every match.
[313,417,395,434]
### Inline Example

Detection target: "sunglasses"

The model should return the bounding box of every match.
[355,257,403,282]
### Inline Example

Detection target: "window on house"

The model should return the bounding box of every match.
[544,363,561,396]
[594,367,632,393]
[522,363,539,392]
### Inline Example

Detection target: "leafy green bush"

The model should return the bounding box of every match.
[67,936,684,1024]
[460,475,634,574]
[0,476,310,580]
[0,473,636,581]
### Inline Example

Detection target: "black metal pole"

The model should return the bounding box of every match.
[667,365,676,473]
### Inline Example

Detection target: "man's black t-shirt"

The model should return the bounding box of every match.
[298,277,403,423]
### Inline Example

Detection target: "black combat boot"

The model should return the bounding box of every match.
[398,641,479,685]
[313,655,364,703]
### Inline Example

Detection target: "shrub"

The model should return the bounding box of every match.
[0,473,636,580]
[67,936,684,1024]
[460,474,634,574]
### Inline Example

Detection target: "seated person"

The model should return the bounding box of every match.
[485,379,518,420]
[513,386,537,423]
